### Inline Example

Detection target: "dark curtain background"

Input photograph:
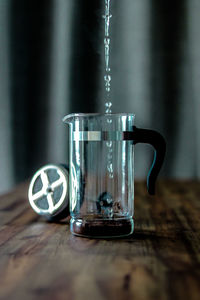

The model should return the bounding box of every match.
[0,0,199,193]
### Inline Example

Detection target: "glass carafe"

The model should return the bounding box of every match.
[63,113,165,238]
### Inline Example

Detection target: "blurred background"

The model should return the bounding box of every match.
[0,0,199,194]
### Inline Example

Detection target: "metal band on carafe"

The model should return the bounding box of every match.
[72,131,134,141]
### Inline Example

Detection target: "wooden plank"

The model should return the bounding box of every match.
[0,181,200,300]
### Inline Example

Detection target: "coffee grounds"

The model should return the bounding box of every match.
[70,217,134,238]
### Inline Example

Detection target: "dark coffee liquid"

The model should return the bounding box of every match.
[70,216,134,238]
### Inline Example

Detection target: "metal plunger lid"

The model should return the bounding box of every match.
[28,164,69,221]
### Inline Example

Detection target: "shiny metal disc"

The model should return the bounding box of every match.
[28,164,69,220]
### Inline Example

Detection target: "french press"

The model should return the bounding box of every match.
[63,113,166,238]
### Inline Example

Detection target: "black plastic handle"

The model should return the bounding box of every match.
[131,126,166,195]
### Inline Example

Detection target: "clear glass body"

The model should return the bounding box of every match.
[63,113,135,238]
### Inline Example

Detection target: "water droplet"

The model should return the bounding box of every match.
[104,75,111,82]
[106,108,112,114]
[104,37,110,45]
[103,14,112,36]
[107,163,113,173]
[105,102,112,108]
[106,141,112,147]
[104,0,111,18]
[105,59,109,72]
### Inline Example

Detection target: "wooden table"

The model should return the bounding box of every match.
[0,181,200,300]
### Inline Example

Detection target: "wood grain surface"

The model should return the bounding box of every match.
[0,180,200,300]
